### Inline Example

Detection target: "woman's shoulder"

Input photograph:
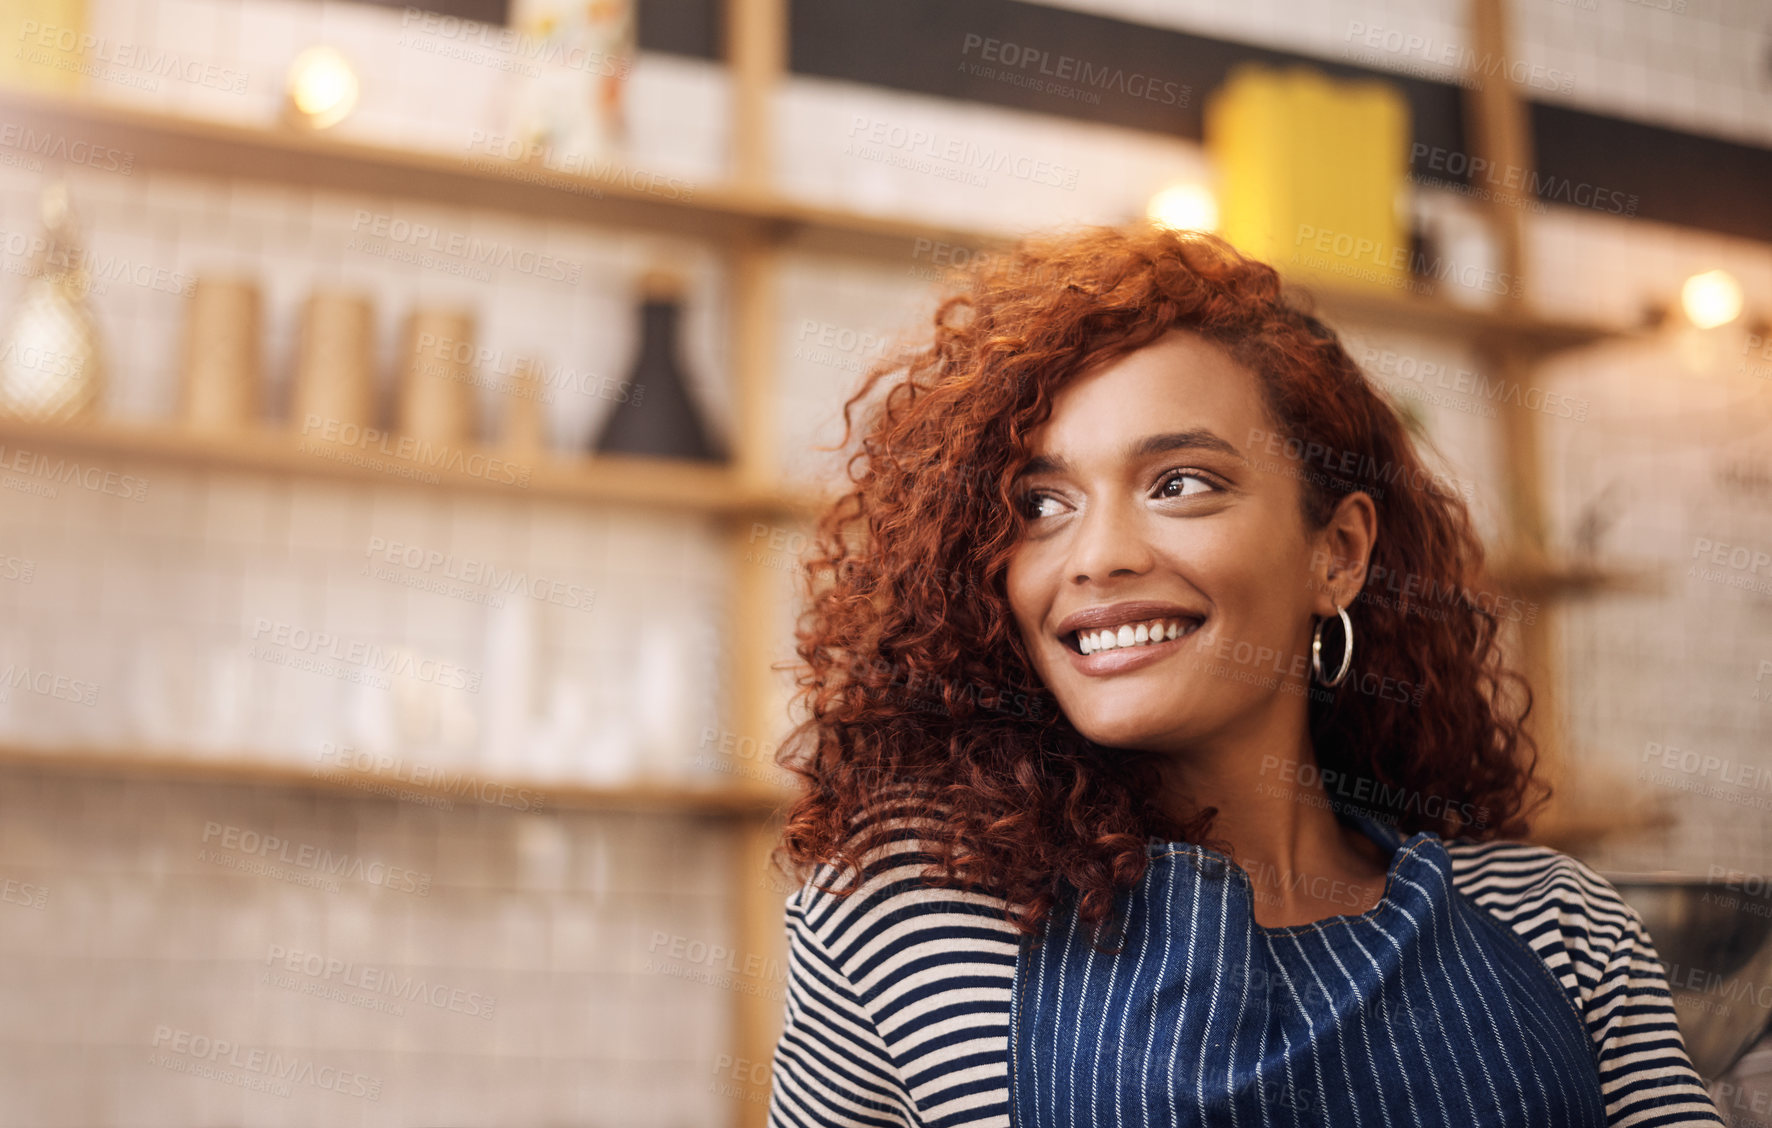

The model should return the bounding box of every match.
[1439,833,1726,1123]
[1439,832,1649,1006]
[1439,832,1636,925]
[785,780,1024,966]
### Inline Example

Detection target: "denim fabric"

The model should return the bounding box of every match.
[1008,813,1609,1127]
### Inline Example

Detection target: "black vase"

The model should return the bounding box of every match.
[592,276,727,462]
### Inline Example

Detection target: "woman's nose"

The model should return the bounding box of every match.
[1066,495,1154,582]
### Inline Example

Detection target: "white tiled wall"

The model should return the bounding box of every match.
[773,75,1213,236]
[77,0,729,179]
[0,766,739,1126]
[0,456,737,785]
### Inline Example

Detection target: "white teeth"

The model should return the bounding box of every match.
[1076,618,1196,654]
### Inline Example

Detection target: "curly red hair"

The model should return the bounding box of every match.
[771,221,1549,944]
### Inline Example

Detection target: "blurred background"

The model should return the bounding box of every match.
[0,0,1767,1123]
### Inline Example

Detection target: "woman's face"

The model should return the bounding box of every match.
[1004,328,1369,755]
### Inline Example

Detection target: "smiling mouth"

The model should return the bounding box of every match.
[1064,616,1204,655]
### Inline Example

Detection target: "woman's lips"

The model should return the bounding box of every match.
[1063,618,1204,676]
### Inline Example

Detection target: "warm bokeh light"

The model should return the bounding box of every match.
[285,45,360,129]
[1146,182,1218,233]
[1681,268,1744,328]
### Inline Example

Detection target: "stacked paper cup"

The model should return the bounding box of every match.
[291,289,377,432]
[179,277,262,430]
[398,308,477,445]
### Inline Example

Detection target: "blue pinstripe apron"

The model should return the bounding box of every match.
[1008,813,1609,1127]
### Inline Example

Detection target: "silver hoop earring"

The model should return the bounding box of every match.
[1312,601,1353,688]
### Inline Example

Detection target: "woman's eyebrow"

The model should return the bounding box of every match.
[1013,429,1246,481]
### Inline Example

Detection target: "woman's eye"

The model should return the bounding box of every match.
[1019,491,1062,520]
[1157,470,1218,498]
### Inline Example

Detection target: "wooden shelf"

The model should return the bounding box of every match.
[0,741,799,817]
[7,415,1659,607]
[0,84,1638,356]
[1303,281,1639,361]
[0,83,985,263]
[1485,556,1665,600]
[0,414,831,519]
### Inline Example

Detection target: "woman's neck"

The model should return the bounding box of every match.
[1153,715,1392,922]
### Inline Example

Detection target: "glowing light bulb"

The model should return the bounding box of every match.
[1681,269,1743,329]
[285,46,359,130]
[1147,183,1218,233]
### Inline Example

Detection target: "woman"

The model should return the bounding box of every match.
[763,223,1723,1127]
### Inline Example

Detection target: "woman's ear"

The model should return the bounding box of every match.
[1310,491,1377,615]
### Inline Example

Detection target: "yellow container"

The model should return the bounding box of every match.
[1207,64,1411,293]
[0,0,89,93]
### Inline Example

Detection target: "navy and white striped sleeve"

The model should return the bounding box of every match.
[1447,841,1727,1126]
[766,883,914,1128]
[1573,869,1727,1128]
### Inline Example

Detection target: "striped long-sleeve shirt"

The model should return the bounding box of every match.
[765,803,1726,1127]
